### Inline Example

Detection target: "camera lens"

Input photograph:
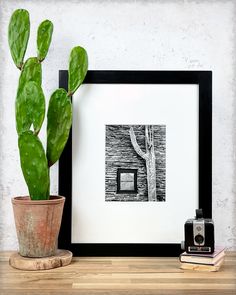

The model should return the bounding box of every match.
[195,234,204,244]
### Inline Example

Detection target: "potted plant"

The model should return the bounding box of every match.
[8,9,88,258]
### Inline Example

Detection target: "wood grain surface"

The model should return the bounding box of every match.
[0,251,235,295]
[9,249,72,270]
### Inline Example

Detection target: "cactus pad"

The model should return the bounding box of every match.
[68,46,88,95]
[8,9,30,69]
[18,57,42,91]
[18,131,49,200]
[47,88,72,166]
[16,81,45,135]
[37,20,53,62]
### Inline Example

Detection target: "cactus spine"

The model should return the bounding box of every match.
[8,9,88,200]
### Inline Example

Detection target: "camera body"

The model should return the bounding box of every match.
[184,209,214,254]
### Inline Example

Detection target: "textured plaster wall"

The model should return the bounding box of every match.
[0,0,236,250]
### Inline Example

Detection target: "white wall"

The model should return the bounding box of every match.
[0,0,235,250]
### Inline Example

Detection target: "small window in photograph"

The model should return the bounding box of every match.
[117,168,137,194]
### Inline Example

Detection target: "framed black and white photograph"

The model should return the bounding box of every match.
[106,124,166,202]
[58,70,212,256]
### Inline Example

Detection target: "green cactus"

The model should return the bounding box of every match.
[37,20,53,62]
[16,81,45,135]
[18,131,49,200]
[18,57,42,90]
[8,9,88,200]
[47,88,72,166]
[68,46,88,96]
[8,9,30,69]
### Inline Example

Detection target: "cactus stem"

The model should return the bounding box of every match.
[18,63,23,70]
[37,57,44,63]
[67,92,73,97]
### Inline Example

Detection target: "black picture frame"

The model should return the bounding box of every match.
[58,70,212,257]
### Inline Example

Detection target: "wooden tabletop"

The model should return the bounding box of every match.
[0,251,235,295]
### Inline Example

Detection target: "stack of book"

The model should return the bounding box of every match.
[179,246,225,271]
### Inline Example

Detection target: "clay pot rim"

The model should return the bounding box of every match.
[12,195,65,205]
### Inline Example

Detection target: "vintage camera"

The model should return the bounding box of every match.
[184,209,214,254]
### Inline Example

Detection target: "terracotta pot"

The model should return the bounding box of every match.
[12,195,65,258]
